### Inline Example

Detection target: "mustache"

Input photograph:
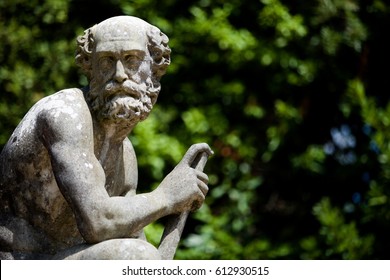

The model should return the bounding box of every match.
[103,80,147,101]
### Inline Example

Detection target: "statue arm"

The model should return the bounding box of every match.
[36,106,171,243]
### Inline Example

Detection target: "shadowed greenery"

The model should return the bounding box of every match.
[1,0,390,259]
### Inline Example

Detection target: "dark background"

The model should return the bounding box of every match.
[1,0,390,259]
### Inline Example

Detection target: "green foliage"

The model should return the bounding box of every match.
[132,107,185,180]
[0,0,75,145]
[313,0,367,54]
[313,198,373,259]
[2,0,390,259]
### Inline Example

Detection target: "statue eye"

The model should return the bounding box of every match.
[98,56,115,71]
[124,54,137,62]
[123,55,142,68]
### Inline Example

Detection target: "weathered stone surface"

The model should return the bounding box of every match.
[0,16,212,260]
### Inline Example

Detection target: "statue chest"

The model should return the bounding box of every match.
[98,151,133,197]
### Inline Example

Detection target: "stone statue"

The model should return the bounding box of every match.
[0,16,213,260]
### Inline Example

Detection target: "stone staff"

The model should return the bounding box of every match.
[158,151,211,259]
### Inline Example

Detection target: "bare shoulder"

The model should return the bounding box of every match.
[0,88,91,161]
[37,88,90,124]
[36,88,93,146]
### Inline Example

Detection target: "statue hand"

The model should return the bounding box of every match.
[158,143,213,213]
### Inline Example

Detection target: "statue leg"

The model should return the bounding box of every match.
[53,238,161,260]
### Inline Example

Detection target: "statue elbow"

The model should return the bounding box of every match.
[77,215,112,244]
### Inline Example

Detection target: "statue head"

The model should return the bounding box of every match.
[75,16,171,125]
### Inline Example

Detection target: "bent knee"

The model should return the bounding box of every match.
[57,239,161,260]
[111,239,161,260]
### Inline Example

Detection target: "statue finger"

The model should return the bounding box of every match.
[197,179,209,196]
[195,170,209,185]
[181,143,213,166]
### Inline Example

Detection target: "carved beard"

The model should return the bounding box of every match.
[87,78,160,126]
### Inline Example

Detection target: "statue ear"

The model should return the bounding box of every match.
[77,27,95,55]
[75,26,96,81]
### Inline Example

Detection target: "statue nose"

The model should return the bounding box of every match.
[114,60,128,83]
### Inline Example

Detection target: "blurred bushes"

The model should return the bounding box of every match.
[1,0,390,259]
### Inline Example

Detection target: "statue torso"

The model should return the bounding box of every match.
[0,89,137,255]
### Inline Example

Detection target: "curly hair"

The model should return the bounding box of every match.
[75,22,171,85]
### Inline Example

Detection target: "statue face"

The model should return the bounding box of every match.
[92,42,152,90]
[87,25,157,125]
